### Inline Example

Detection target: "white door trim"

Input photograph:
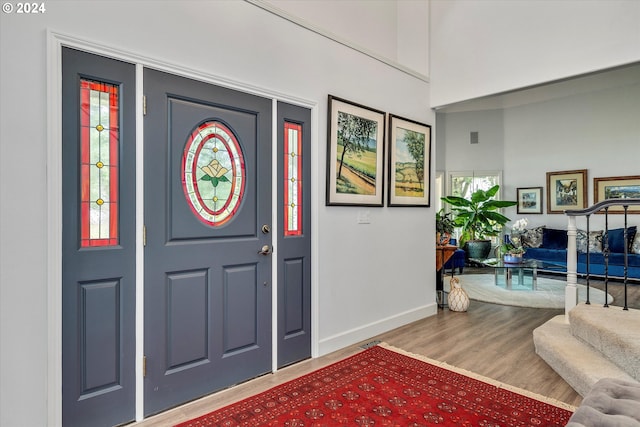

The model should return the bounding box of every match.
[47,30,319,425]
[134,63,145,421]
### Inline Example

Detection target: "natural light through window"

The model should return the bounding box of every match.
[284,122,303,236]
[80,79,119,247]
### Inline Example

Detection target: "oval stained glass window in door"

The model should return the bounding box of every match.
[181,121,245,226]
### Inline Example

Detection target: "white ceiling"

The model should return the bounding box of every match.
[434,62,640,113]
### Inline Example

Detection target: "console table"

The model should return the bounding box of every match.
[436,244,458,271]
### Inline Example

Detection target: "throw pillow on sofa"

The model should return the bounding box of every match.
[604,226,637,253]
[520,226,545,248]
[576,230,603,253]
[633,232,640,255]
[542,228,568,250]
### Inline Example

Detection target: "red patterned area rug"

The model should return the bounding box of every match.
[176,343,574,426]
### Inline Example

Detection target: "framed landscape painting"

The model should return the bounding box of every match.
[517,187,543,214]
[594,175,640,214]
[387,114,431,207]
[546,169,587,214]
[326,95,385,206]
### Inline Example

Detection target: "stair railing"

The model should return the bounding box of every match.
[564,198,640,319]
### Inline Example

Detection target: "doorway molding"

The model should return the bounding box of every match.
[46,30,319,426]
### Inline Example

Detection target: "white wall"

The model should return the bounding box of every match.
[430,0,640,107]
[0,1,433,425]
[502,81,640,230]
[438,81,640,232]
[264,0,429,77]
[397,0,429,76]
[437,109,504,173]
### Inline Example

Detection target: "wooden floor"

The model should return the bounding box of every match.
[131,271,639,426]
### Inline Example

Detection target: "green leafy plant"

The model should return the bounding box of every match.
[498,218,529,256]
[441,185,517,246]
[498,241,526,256]
[435,209,456,235]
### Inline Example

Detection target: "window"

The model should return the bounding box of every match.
[284,122,302,236]
[447,170,503,242]
[449,170,502,200]
[434,171,445,212]
[80,79,119,247]
[181,121,245,227]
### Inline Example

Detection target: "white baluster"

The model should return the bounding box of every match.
[565,216,578,321]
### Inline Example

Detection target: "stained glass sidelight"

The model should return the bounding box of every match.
[182,121,245,226]
[284,122,302,236]
[80,79,119,247]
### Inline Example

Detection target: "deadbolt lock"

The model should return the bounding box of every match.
[261,224,270,234]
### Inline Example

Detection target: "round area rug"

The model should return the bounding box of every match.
[452,274,613,309]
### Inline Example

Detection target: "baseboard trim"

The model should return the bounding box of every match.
[317,304,437,356]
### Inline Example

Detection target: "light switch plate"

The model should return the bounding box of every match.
[357,210,371,224]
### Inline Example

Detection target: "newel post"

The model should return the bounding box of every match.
[565,216,578,321]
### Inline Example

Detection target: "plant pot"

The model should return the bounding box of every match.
[464,240,492,260]
[439,232,451,245]
[503,254,523,264]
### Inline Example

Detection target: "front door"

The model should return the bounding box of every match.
[143,69,273,415]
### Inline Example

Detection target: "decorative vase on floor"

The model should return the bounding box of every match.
[448,277,469,312]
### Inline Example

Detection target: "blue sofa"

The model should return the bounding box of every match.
[521,226,640,280]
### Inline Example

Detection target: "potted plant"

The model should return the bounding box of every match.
[497,218,528,263]
[435,209,455,245]
[441,185,517,259]
[498,237,526,263]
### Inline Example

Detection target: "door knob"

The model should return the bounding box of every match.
[258,245,272,255]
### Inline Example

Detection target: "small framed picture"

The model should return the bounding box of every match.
[546,169,588,214]
[326,95,386,206]
[517,187,543,214]
[594,175,640,214]
[387,114,431,207]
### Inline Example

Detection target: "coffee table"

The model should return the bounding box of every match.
[473,258,565,290]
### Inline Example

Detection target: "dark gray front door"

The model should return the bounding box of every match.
[62,47,136,427]
[277,102,312,367]
[143,69,273,415]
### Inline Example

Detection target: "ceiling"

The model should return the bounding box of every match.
[434,62,640,114]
